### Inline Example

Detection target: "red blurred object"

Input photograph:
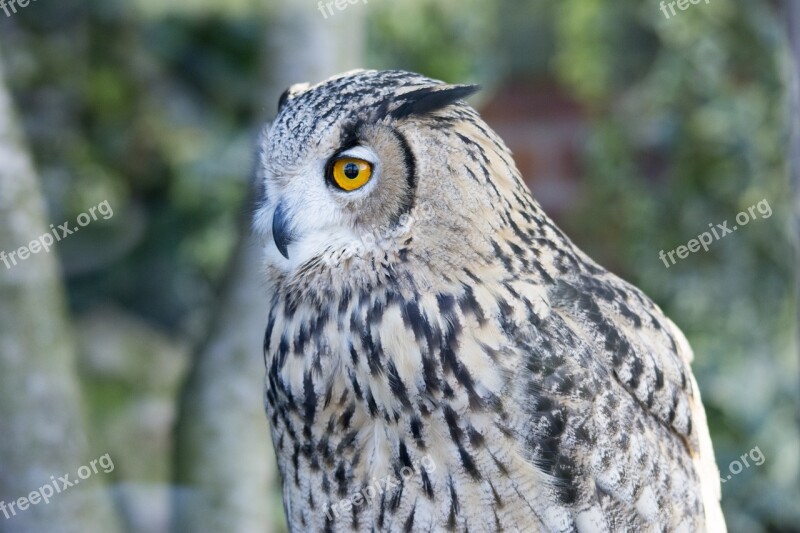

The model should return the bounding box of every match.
[480,80,587,220]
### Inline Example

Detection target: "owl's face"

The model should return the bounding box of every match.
[255,70,521,293]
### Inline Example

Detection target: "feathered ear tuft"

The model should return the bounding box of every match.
[389,84,481,120]
[277,82,311,113]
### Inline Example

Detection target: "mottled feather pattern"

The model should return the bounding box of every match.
[256,70,725,532]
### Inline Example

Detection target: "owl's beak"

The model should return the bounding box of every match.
[272,201,295,259]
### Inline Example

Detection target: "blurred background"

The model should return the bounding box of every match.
[0,0,798,532]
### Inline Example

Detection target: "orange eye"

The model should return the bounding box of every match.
[330,158,373,191]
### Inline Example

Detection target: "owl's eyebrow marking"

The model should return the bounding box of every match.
[392,128,417,222]
[388,84,481,121]
[336,119,365,153]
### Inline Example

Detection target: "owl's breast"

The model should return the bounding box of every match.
[263,278,576,532]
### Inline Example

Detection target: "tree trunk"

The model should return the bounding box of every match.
[172,226,280,533]
[0,49,121,533]
[788,0,800,386]
[171,6,365,533]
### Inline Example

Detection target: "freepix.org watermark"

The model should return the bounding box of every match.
[0,0,37,18]
[346,203,435,259]
[659,0,710,20]
[0,453,115,520]
[325,455,436,520]
[318,0,369,19]
[0,200,113,271]
[720,445,765,484]
[658,198,772,268]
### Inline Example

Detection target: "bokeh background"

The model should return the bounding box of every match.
[0,0,798,532]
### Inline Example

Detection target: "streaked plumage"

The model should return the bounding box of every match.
[254,69,725,532]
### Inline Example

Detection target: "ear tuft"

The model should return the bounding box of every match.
[277,88,292,112]
[389,84,481,120]
[277,82,311,113]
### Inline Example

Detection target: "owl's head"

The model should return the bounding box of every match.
[255,70,528,297]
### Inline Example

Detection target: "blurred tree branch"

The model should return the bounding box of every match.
[171,5,365,533]
[0,48,121,533]
[788,0,800,383]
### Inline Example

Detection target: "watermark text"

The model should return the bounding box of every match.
[1,453,115,520]
[1,200,114,271]
[659,199,771,268]
[325,455,436,520]
[318,0,369,19]
[720,445,765,484]
[660,0,710,20]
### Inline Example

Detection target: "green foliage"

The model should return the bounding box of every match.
[365,0,496,83]
[4,5,266,330]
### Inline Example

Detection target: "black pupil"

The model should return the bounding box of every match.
[343,163,360,179]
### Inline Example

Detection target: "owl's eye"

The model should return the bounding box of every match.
[329,157,373,191]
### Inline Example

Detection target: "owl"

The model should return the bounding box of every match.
[254,70,726,532]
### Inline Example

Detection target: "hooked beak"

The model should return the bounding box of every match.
[272,201,296,259]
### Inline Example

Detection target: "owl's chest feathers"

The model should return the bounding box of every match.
[265,275,527,418]
[264,278,554,514]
